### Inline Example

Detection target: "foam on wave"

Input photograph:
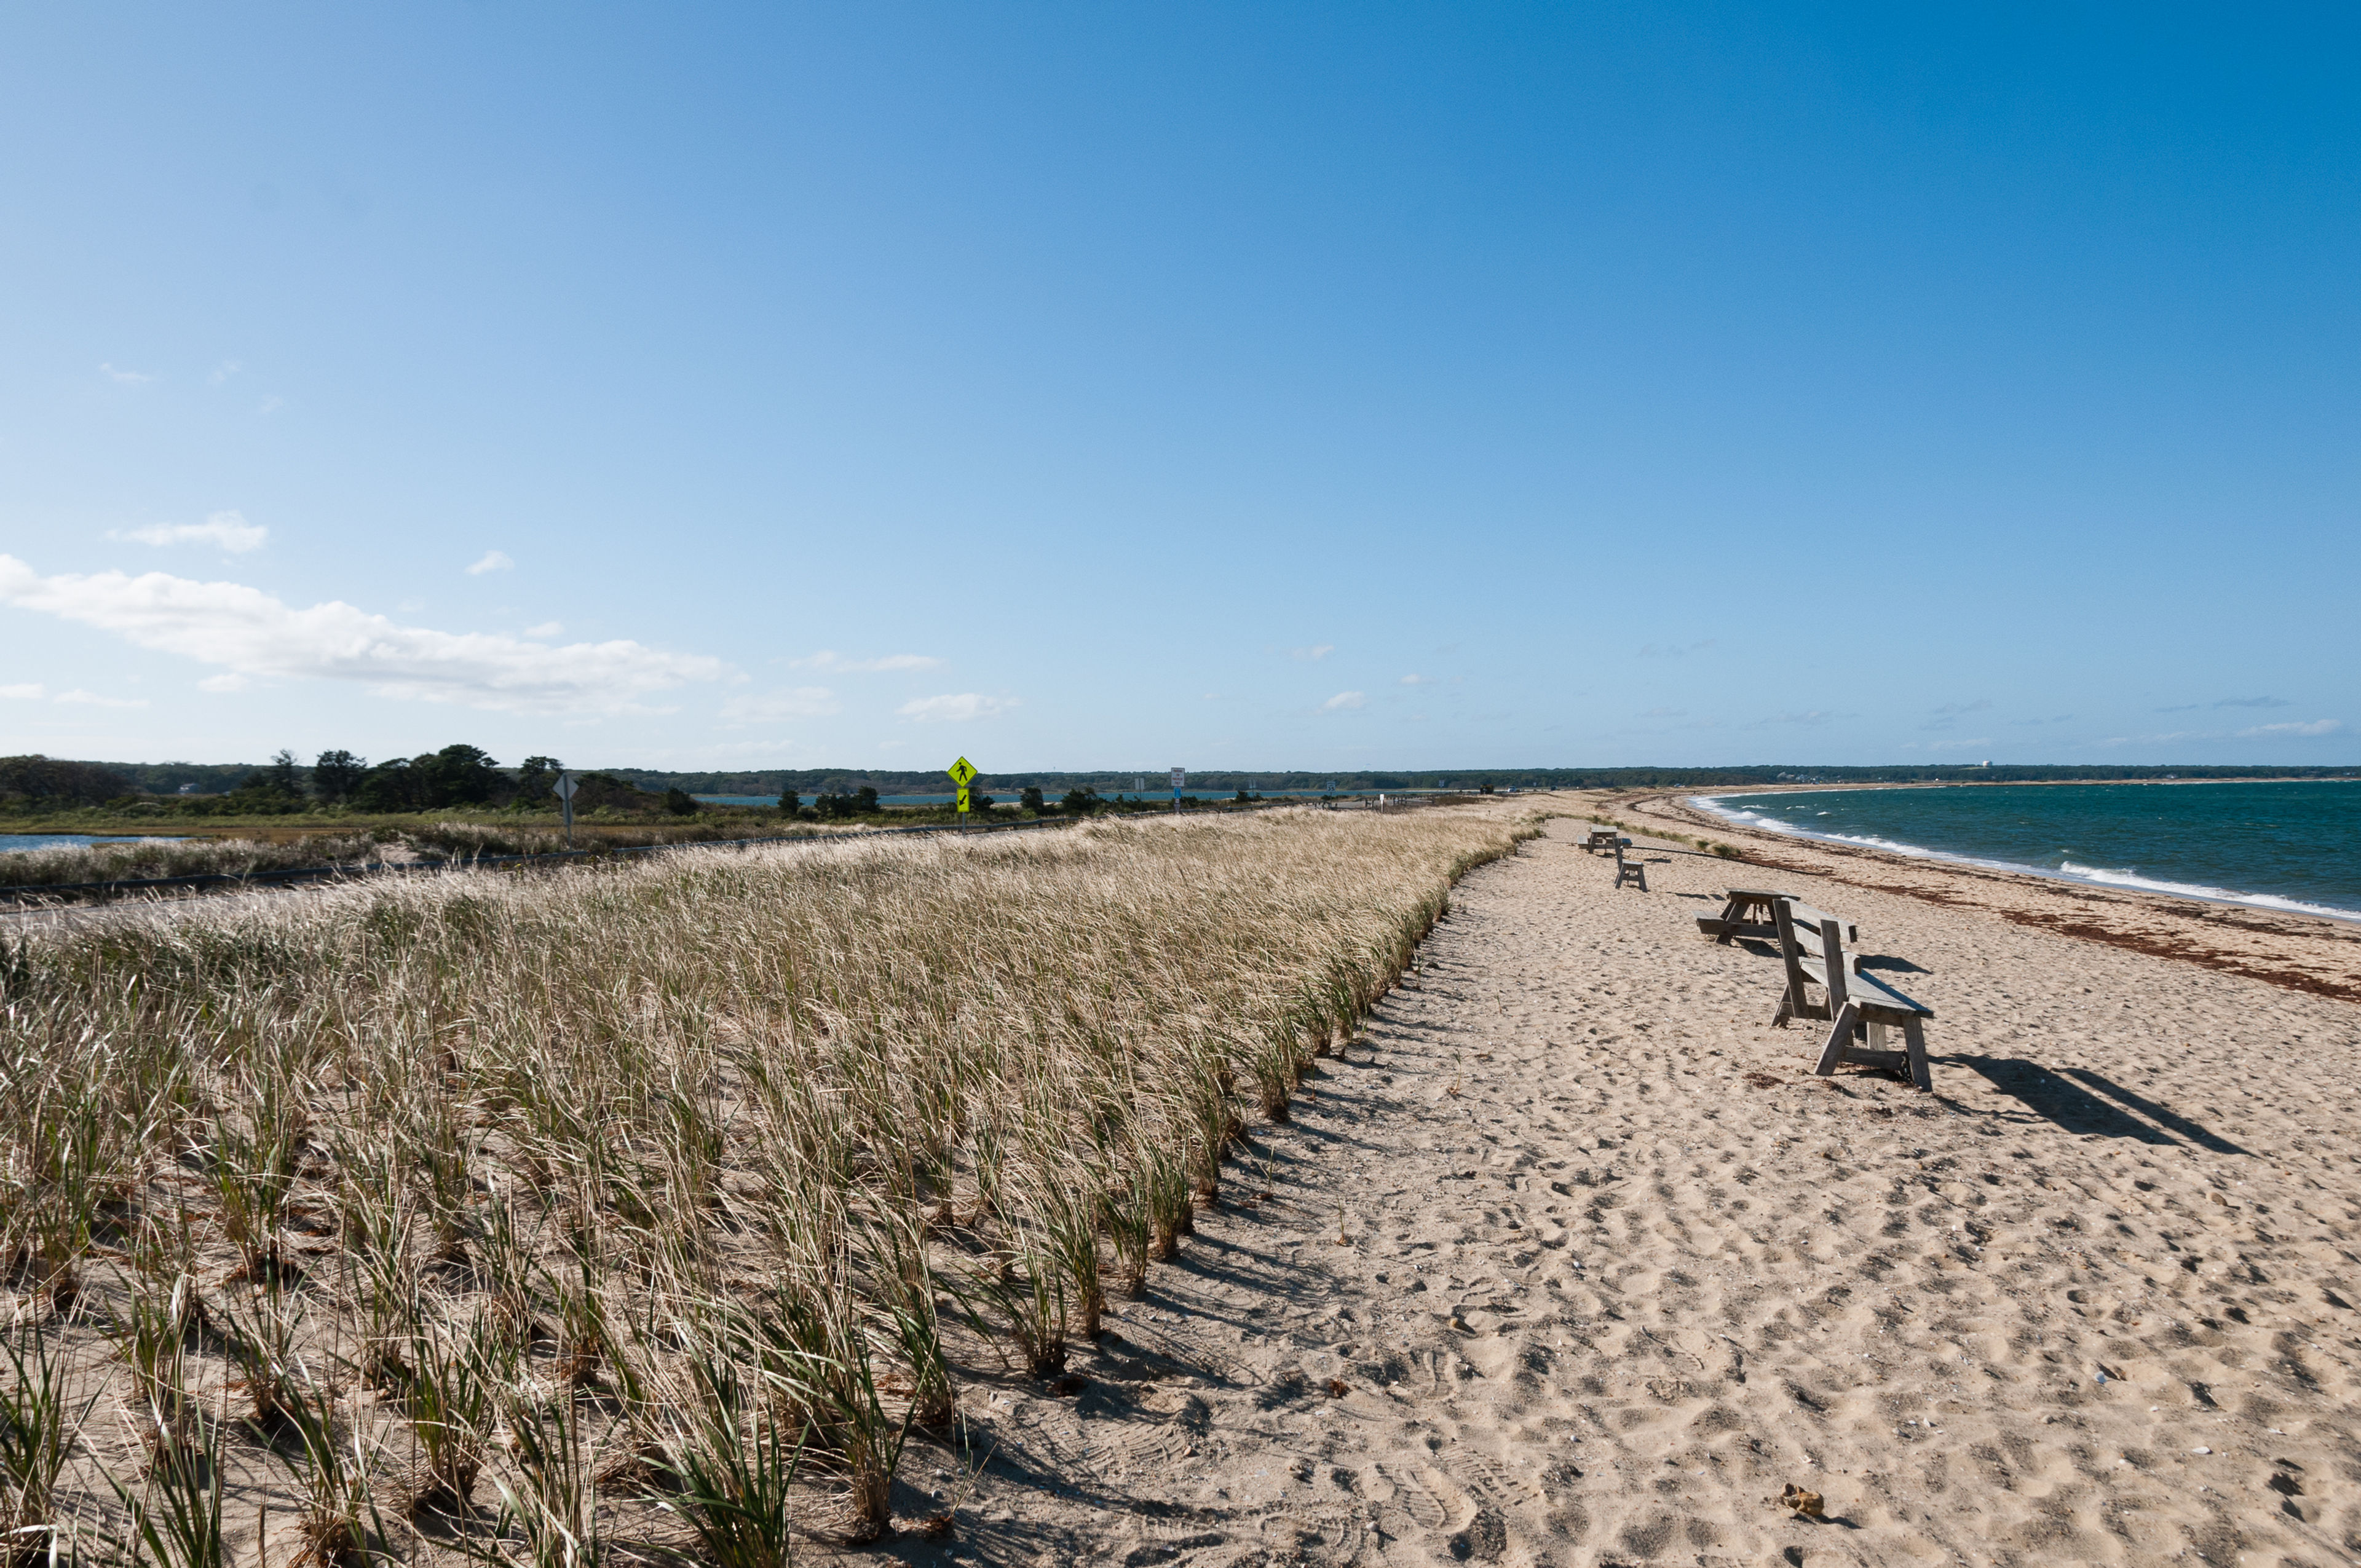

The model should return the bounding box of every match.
[1685,794,2361,924]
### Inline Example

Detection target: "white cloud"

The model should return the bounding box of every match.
[720,687,841,722]
[466,550,516,575]
[791,650,946,673]
[0,556,729,715]
[2096,731,2203,746]
[1,683,43,699]
[1399,674,1429,685]
[1321,690,1366,711]
[897,693,1017,722]
[1639,639,1715,659]
[55,688,149,709]
[210,360,243,385]
[197,673,250,693]
[100,363,156,385]
[2240,719,2343,738]
[523,621,565,639]
[114,510,269,553]
[1291,644,1336,662]
[1752,710,1838,727]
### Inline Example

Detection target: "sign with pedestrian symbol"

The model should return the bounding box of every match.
[947,756,977,816]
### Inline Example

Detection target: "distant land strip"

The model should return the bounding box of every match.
[31,759,2361,798]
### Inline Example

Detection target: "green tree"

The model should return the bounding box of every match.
[1019,786,1045,813]
[0,755,133,808]
[778,789,802,814]
[1059,787,1099,815]
[312,750,366,803]
[515,755,563,803]
[266,749,303,798]
[662,787,698,816]
[413,745,502,806]
[353,758,417,811]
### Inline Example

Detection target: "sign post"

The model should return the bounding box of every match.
[1170,766,1185,814]
[552,770,579,849]
[946,755,978,827]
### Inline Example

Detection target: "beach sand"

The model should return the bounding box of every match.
[889,802,2361,1566]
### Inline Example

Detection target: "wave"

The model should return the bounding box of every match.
[1684,795,2361,924]
[2053,861,2361,923]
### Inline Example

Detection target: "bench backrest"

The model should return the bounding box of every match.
[1770,897,1853,1009]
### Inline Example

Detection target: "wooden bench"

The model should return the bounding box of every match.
[1769,897,1933,1090]
[1697,889,1859,945]
[1580,827,1623,854]
[1612,838,1647,891]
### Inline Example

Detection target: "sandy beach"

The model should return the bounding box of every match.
[888,801,2361,1566]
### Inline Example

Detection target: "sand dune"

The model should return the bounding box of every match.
[908,805,2360,1566]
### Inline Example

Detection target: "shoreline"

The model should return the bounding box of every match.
[1682,788,2361,927]
[1610,790,2361,1005]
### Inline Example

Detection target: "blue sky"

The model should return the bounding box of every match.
[2,4,2354,772]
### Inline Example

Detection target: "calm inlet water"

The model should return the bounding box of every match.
[1693,781,2361,923]
[0,833,180,854]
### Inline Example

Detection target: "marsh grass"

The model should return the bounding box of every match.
[1,806,1530,1553]
[0,817,853,897]
[0,834,392,891]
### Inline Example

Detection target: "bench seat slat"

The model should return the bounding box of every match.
[1792,956,1932,1018]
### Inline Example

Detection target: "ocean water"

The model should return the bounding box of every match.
[0,833,181,854]
[1691,781,2361,923]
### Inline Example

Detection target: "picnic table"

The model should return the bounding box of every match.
[1580,827,1623,854]
[1696,889,1857,946]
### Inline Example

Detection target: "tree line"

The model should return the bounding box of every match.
[0,747,666,815]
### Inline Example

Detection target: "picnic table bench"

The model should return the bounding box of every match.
[1768,896,1933,1090]
[1696,888,1857,945]
[1580,827,1623,854]
[1611,838,1647,892]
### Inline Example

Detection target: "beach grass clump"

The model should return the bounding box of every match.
[0,805,1530,1550]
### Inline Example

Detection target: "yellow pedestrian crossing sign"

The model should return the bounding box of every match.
[946,757,977,786]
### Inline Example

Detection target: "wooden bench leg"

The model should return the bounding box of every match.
[1813,1001,1858,1076]
[1865,1017,1887,1052]
[1902,1015,1932,1092]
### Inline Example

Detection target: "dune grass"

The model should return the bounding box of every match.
[0,805,1532,1559]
